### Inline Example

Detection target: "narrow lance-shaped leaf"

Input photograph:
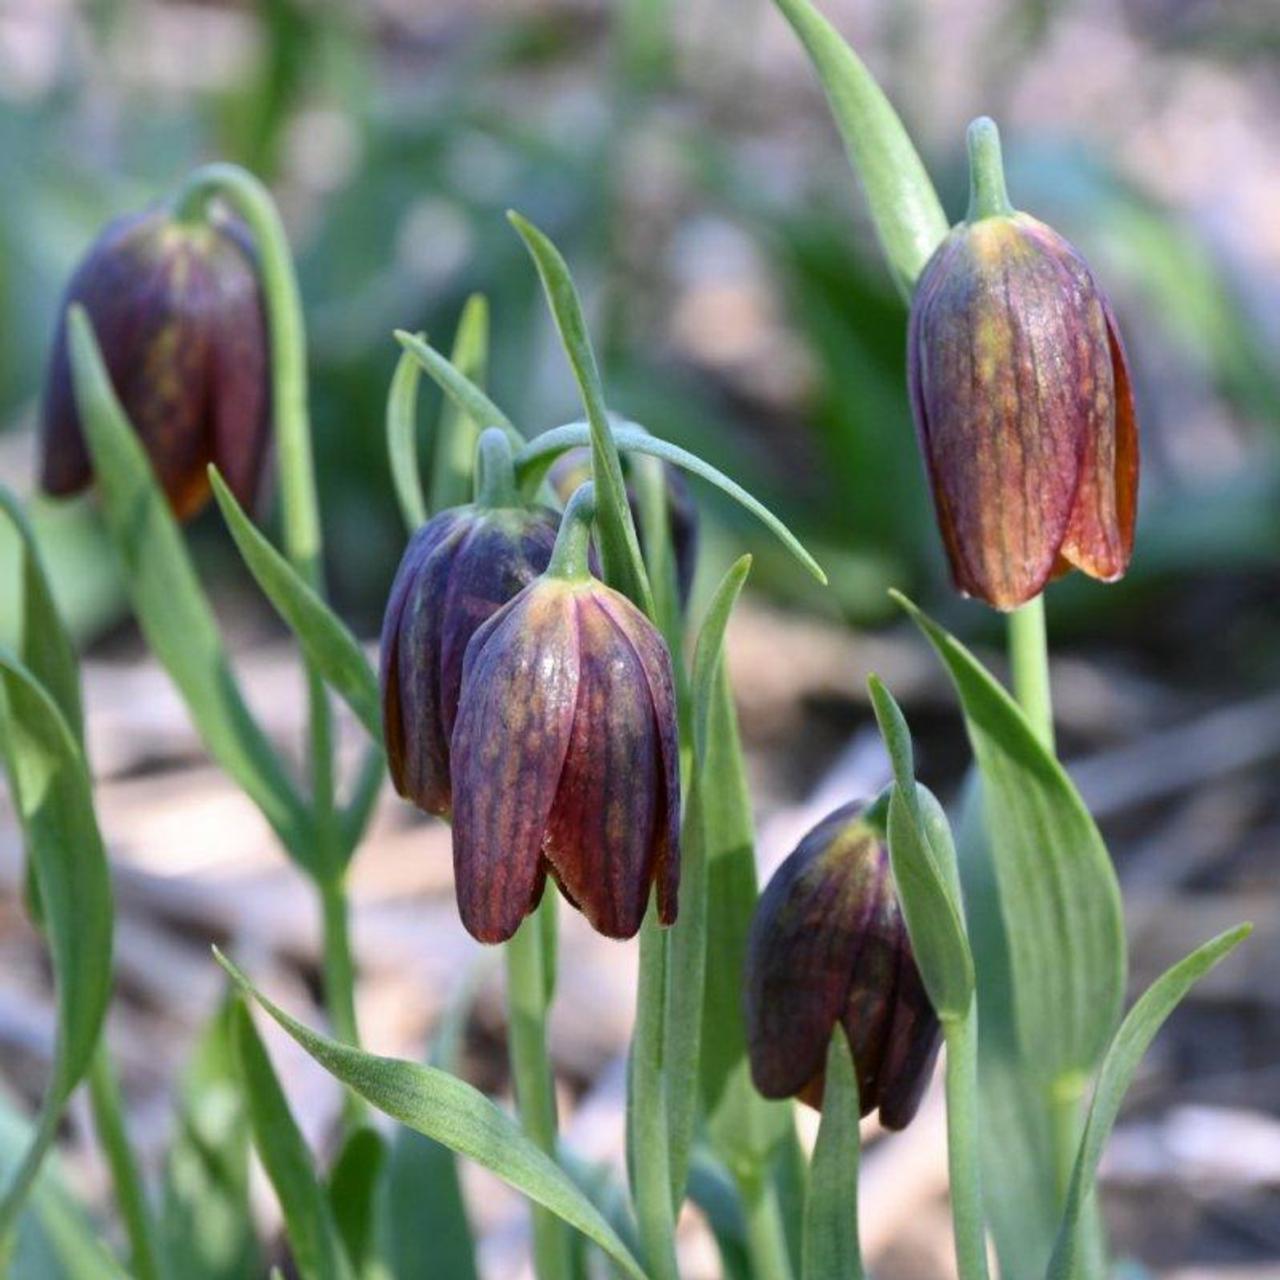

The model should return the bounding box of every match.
[339,743,386,868]
[430,295,491,514]
[66,308,313,864]
[214,951,649,1280]
[802,1029,864,1280]
[516,421,825,585]
[666,557,753,1204]
[386,339,428,533]
[1048,924,1252,1280]
[232,1004,352,1280]
[0,654,113,1247]
[325,1128,386,1276]
[895,592,1126,1086]
[209,468,381,742]
[770,0,948,297]
[506,212,656,618]
[867,675,974,1021]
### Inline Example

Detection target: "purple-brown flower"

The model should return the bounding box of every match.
[449,484,680,944]
[907,118,1138,611]
[380,503,560,818]
[41,205,270,521]
[744,801,941,1129]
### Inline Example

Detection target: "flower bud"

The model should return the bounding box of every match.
[449,484,680,944]
[380,502,560,819]
[41,205,271,521]
[744,801,941,1129]
[907,118,1138,611]
[548,448,699,608]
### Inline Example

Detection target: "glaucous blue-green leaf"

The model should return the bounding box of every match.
[232,1004,352,1280]
[896,592,1126,1086]
[515,422,825,586]
[386,338,428,533]
[0,654,112,1250]
[209,468,381,742]
[769,0,948,298]
[867,675,974,1021]
[162,998,261,1280]
[1048,924,1251,1280]
[66,308,312,865]
[802,1030,864,1280]
[506,212,655,619]
[326,1127,386,1276]
[430,295,491,515]
[215,952,648,1280]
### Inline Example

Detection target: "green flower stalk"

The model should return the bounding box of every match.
[907,118,1138,612]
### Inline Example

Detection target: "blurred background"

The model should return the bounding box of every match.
[0,0,1277,1275]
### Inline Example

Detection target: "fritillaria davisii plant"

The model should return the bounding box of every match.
[744,799,941,1129]
[41,204,271,521]
[907,118,1138,611]
[450,483,680,944]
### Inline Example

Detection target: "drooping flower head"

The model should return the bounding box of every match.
[450,482,680,943]
[380,430,560,818]
[744,800,941,1129]
[41,204,270,521]
[907,117,1138,611]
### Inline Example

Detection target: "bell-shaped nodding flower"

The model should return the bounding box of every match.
[449,483,680,944]
[744,801,941,1130]
[548,448,699,609]
[41,205,270,522]
[907,118,1138,612]
[380,433,561,819]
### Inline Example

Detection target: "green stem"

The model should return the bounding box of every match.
[1049,1084,1083,1205]
[942,1006,990,1280]
[473,428,517,509]
[86,1046,163,1280]
[741,1169,795,1280]
[630,909,679,1280]
[506,903,573,1280]
[1007,595,1054,751]
[965,116,1015,223]
[320,876,365,1129]
[546,483,597,582]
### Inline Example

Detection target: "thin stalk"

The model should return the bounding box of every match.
[86,1046,163,1280]
[741,1170,794,1280]
[942,1005,990,1280]
[1007,595,1054,751]
[630,910,679,1280]
[506,905,573,1280]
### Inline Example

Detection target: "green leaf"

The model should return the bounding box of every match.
[393,331,524,456]
[430,295,491,515]
[0,487,83,742]
[161,998,261,1280]
[801,1030,864,1280]
[896,592,1126,1085]
[66,307,312,864]
[326,1128,386,1276]
[215,951,649,1280]
[506,212,656,618]
[769,0,948,297]
[867,675,974,1020]
[386,338,428,533]
[515,422,826,586]
[339,743,386,866]
[231,1003,352,1280]
[0,654,113,1248]
[209,468,381,742]
[1048,924,1252,1280]
[665,557,753,1203]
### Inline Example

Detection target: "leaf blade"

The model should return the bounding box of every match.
[386,339,428,533]
[430,295,491,514]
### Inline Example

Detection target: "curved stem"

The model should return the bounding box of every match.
[86,1047,162,1280]
[506,902,573,1280]
[943,1005,990,1280]
[546,483,596,581]
[473,428,517,509]
[966,117,1015,223]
